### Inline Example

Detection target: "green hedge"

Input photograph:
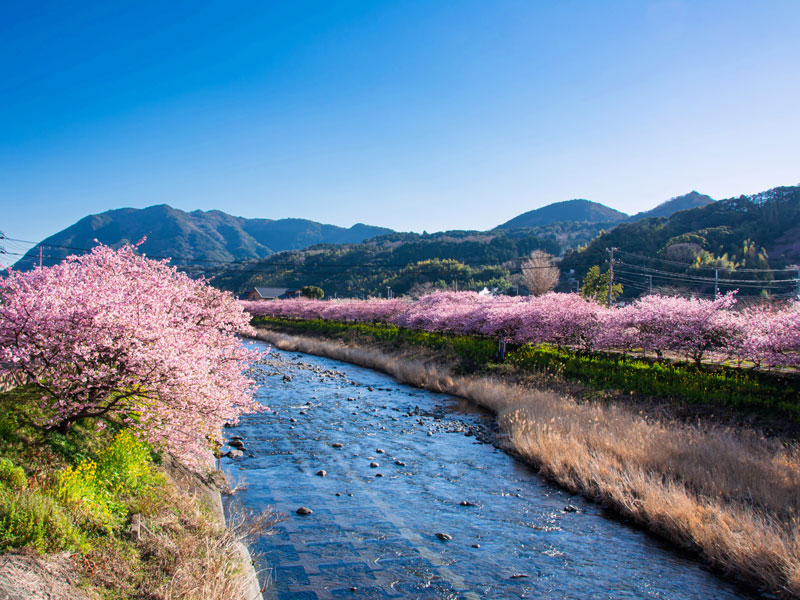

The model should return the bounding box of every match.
[252,316,497,365]
[508,344,800,419]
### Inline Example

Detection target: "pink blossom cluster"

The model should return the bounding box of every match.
[242,297,409,323]
[243,291,800,368]
[738,302,800,368]
[614,293,743,364]
[0,244,263,467]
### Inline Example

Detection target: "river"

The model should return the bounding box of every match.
[222,340,756,600]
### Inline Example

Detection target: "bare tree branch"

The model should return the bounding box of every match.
[521,250,560,296]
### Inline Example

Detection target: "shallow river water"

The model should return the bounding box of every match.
[222,341,756,600]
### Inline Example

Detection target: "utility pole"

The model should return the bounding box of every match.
[796,268,800,300]
[714,269,719,298]
[39,245,42,268]
[646,274,653,295]
[606,247,617,306]
[0,233,6,272]
[386,286,392,300]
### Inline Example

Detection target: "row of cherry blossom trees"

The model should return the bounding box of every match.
[242,291,800,368]
[0,244,263,467]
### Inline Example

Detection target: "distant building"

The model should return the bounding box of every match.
[246,287,300,301]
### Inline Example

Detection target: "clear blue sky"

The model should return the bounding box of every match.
[2,0,799,263]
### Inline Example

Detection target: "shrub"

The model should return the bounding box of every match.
[57,459,122,532]
[0,458,27,490]
[56,430,159,533]
[95,430,157,496]
[0,486,86,553]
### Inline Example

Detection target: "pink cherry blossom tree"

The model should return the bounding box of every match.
[242,291,799,370]
[620,293,743,365]
[0,243,262,467]
[738,302,800,368]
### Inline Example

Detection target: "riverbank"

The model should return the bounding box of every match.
[0,384,268,600]
[252,316,800,434]
[253,325,800,598]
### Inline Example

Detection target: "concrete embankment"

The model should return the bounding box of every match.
[165,455,264,600]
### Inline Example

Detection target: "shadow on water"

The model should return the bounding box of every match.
[223,341,759,600]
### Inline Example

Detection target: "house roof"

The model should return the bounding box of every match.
[252,287,290,299]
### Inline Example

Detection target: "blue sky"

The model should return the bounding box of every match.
[2,0,799,263]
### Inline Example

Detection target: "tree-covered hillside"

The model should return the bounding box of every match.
[209,229,560,297]
[628,191,715,221]
[561,186,800,298]
[497,199,627,229]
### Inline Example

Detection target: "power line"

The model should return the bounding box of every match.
[616,262,796,285]
[617,269,794,290]
[616,249,796,273]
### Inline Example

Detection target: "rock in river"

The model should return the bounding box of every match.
[296,507,313,515]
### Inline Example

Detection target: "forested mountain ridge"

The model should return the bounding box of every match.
[8,187,796,300]
[210,229,561,297]
[496,193,714,243]
[10,193,717,275]
[561,186,800,298]
[9,204,393,271]
[497,199,628,229]
[628,191,715,221]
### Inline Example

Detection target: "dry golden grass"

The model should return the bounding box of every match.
[256,329,800,597]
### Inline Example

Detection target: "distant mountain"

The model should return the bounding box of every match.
[10,204,392,271]
[497,199,628,229]
[629,191,715,221]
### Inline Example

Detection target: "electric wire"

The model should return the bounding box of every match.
[616,249,799,273]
